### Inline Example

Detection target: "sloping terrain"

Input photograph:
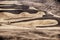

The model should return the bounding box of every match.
[0,0,60,40]
[0,11,60,40]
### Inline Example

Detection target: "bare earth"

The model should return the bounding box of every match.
[0,0,60,40]
[0,11,60,40]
